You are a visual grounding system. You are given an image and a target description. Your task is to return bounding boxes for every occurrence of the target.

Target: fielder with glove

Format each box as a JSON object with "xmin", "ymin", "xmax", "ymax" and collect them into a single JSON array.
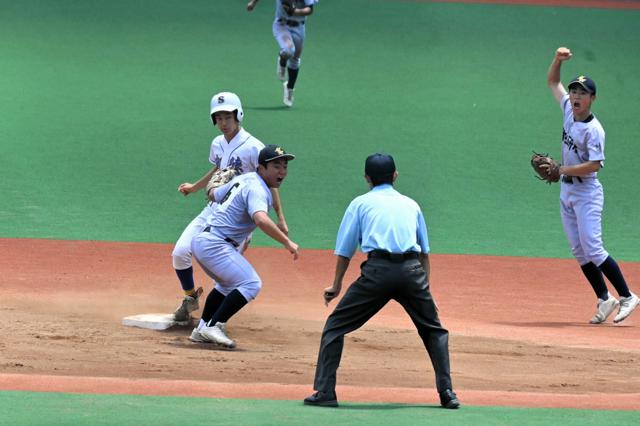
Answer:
[{"xmin": 545, "ymin": 45, "xmax": 639, "ymax": 324}]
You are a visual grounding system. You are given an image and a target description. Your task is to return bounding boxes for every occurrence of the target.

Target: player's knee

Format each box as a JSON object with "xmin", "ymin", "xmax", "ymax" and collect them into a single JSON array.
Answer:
[
  {"xmin": 239, "ymin": 279, "xmax": 262, "ymax": 301},
  {"xmin": 172, "ymin": 247, "xmax": 193, "ymax": 269},
  {"xmin": 288, "ymin": 56, "xmax": 301, "ymax": 70},
  {"xmin": 280, "ymin": 47, "xmax": 294, "ymax": 61},
  {"xmin": 589, "ymin": 251, "xmax": 609, "ymax": 267},
  {"xmin": 572, "ymin": 252, "xmax": 587, "ymax": 265},
  {"xmin": 569, "ymin": 243, "xmax": 585, "ymax": 261}
]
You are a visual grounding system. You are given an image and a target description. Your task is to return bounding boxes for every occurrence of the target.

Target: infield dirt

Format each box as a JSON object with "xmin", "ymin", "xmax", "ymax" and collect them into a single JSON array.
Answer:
[{"xmin": 1, "ymin": 238, "xmax": 639, "ymax": 409}]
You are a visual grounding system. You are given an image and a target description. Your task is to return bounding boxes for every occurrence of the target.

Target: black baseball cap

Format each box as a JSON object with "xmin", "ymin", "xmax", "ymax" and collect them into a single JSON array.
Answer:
[
  {"xmin": 258, "ymin": 144, "xmax": 295, "ymax": 165},
  {"xmin": 568, "ymin": 75, "xmax": 596, "ymax": 95},
  {"xmin": 365, "ymin": 153, "xmax": 396, "ymax": 180}
]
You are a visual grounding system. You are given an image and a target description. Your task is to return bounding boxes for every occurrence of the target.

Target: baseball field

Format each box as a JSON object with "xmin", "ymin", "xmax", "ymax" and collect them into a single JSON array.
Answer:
[{"xmin": 2, "ymin": 0, "xmax": 640, "ymax": 424}]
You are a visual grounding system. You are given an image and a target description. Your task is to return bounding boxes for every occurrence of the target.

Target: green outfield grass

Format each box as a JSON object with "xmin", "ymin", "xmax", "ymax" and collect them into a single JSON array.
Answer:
[
  {"xmin": 1, "ymin": 391, "xmax": 638, "ymax": 426},
  {"xmin": 2, "ymin": 0, "xmax": 639, "ymax": 259}
]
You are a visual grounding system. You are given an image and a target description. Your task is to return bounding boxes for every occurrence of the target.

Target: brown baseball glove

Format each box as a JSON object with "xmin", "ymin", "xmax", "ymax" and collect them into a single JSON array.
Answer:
[
  {"xmin": 206, "ymin": 167, "xmax": 239, "ymax": 199},
  {"xmin": 530, "ymin": 151, "xmax": 561, "ymax": 184}
]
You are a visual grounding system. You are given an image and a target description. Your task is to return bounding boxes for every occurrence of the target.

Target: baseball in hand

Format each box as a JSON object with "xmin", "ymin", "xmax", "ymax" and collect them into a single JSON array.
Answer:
[{"xmin": 556, "ymin": 47, "xmax": 572, "ymax": 61}]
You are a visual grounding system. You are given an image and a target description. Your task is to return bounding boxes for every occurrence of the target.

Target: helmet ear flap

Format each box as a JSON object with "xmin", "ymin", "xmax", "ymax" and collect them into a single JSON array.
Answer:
[{"xmin": 211, "ymin": 109, "xmax": 243, "ymax": 126}]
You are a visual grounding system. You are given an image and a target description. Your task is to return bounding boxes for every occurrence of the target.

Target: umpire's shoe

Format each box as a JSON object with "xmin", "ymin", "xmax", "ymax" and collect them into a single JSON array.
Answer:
[
  {"xmin": 439, "ymin": 389, "xmax": 461, "ymax": 409},
  {"xmin": 173, "ymin": 287, "xmax": 203, "ymax": 323},
  {"xmin": 303, "ymin": 391, "xmax": 338, "ymax": 407}
]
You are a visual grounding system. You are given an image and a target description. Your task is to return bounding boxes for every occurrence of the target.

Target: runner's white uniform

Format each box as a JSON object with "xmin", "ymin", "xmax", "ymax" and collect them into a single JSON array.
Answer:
[
  {"xmin": 272, "ymin": 0, "xmax": 318, "ymax": 70},
  {"xmin": 559, "ymin": 93, "xmax": 607, "ymax": 266},
  {"xmin": 191, "ymin": 172, "xmax": 273, "ymax": 302},
  {"xmin": 172, "ymin": 128, "xmax": 263, "ymax": 269}
]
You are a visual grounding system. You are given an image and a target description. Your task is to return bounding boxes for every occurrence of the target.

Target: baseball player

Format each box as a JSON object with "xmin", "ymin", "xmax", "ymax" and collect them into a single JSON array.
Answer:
[
  {"xmin": 171, "ymin": 92, "xmax": 289, "ymax": 323},
  {"xmin": 189, "ymin": 145, "xmax": 299, "ymax": 348},
  {"xmin": 246, "ymin": 0, "xmax": 319, "ymax": 107},
  {"xmin": 547, "ymin": 47, "xmax": 639, "ymax": 324}
]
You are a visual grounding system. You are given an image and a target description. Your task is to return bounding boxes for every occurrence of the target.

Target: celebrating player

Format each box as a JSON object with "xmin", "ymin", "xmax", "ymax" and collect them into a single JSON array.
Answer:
[
  {"xmin": 170, "ymin": 93, "xmax": 288, "ymax": 324},
  {"xmin": 247, "ymin": 0, "xmax": 318, "ymax": 107},
  {"xmin": 547, "ymin": 47, "xmax": 639, "ymax": 324},
  {"xmin": 189, "ymin": 145, "xmax": 299, "ymax": 348}
]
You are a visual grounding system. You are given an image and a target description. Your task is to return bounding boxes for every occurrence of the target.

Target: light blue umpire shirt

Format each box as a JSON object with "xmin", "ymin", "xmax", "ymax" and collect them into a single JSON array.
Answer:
[{"xmin": 334, "ymin": 184, "xmax": 430, "ymax": 259}]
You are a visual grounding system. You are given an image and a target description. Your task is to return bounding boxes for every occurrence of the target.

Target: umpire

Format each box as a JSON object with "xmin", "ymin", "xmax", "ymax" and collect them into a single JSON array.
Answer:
[{"xmin": 303, "ymin": 153, "xmax": 460, "ymax": 409}]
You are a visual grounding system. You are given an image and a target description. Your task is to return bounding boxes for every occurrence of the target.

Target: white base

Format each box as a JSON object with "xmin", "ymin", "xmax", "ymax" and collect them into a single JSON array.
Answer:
[{"xmin": 122, "ymin": 313, "xmax": 180, "ymax": 330}]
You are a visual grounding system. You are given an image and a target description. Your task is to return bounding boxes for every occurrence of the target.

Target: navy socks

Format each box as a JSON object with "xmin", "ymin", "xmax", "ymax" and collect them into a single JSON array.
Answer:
[
  {"xmin": 598, "ymin": 256, "xmax": 632, "ymax": 299},
  {"xmin": 209, "ymin": 289, "xmax": 248, "ymax": 325},
  {"xmin": 175, "ymin": 267, "xmax": 195, "ymax": 292},
  {"xmin": 287, "ymin": 67, "xmax": 299, "ymax": 89},
  {"xmin": 200, "ymin": 288, "xmax": 226, "ymax": 324}
]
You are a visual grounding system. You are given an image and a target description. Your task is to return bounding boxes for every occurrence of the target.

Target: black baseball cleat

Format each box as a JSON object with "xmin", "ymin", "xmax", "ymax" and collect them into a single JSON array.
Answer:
[
  {"xmin": 439, "ymin": 389, "xmax": 461, "ymax": 409},
  {"xmin": 303, "ymin": 390, "xmax": 339, "ymax": 407}
]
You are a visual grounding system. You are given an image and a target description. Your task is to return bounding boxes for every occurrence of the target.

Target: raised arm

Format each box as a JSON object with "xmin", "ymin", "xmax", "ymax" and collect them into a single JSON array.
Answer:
[{"xmin": 547, "ymin": 47, "xmax": 571, "ymax": 103}]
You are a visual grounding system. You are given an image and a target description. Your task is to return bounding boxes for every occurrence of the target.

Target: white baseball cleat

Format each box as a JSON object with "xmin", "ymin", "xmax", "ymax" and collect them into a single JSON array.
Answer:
[
  {"xmin": 276, "ymin": 56, "xmax": 286, "ymax": 81},
  {"xmin": 200, "ymin": 322, "xmax": 236, "ymax": 348},
  {"xmin": 589, "ymin": 296, "xmax": 619, "ymax": 324},
  {"xmin": 613, "ymin": 293, "xmax": 640, "ymax": 324},
  {"xmin": 189, "ymin": 327, "xmax": 207, "ymax": 343},
  {"xmin": 283, "ymin": 81, "xmax": 294, "ymax": 107}
]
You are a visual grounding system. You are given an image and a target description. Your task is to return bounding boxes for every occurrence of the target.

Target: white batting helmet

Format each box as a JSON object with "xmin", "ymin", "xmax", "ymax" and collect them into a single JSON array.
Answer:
[{"xmin": 210, "ymin": 92, "xmax": 244, "ymax": 125}]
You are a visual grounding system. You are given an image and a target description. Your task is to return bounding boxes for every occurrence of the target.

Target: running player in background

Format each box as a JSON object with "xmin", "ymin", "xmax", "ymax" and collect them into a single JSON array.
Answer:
[
  {"xmin": 547, "ymin": 46, "xmax": 639, "ymax": 324},
  {"xmin": 247, "ymin": 0, "xmax": 319, "ymax": 107}
]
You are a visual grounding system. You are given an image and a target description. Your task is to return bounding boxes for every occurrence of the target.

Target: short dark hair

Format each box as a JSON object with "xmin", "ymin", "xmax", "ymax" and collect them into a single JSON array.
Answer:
[
  {"xmin": 365, "ymin": 153, "xmax": 396, "ymax": 186},
  {"xmin": 369, "ymin": 174, "xmax": 394, "ymax": 186}
]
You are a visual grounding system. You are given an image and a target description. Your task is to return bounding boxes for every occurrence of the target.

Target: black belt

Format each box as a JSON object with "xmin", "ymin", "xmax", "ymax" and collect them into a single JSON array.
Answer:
[
  {"xmin": 278, "ymin": 18, "xmax": 304, "ymax": 27},
  {"xmin": 368, "ymin": 250, "xmax": 419, "ymax": 262},
  {"xmin": 561, "ymin": 175, "xmax": 583, "ymax": 184},
  {"xmin": 203, "ymin": 226, "xmax": 239, "ymax": 247}
]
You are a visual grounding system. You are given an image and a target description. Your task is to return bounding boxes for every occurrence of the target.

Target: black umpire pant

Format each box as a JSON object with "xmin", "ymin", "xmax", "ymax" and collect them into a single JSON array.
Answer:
[{"xmin": 313, "ymin": 253, "xmax": 453, "ymax": 393}]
